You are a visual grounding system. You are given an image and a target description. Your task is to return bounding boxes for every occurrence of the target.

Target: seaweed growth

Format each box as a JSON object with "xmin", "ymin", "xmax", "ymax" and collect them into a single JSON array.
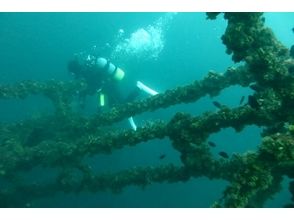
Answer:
[{"xmin": 1, "ymin": 13, "xmax": 294, "ymax": 207}]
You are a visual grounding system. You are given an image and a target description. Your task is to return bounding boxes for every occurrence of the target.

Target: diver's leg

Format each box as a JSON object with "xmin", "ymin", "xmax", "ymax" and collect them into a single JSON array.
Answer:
[
  {"xmin": 104, "ymin": 82, "xmax": 124, "ymax": 107},
  {"xmin": 125, "ymin": 86, "xmax": 141, "ymax": 103},
  {"xmin": 105, "ymin": 82, "xmax": 139, "ymax": 130}
]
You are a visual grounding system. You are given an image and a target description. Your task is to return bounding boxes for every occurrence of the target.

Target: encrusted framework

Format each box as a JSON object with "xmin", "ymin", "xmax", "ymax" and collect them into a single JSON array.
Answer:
[{"xmin": 0, "ymin": 13, "xmax": 294, "ymax": 207}]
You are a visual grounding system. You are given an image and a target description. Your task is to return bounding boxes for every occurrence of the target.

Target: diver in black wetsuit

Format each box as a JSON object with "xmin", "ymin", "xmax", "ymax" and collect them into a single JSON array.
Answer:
[
  {"xmin": 67, "ymin": 54, "xmax": 159, "ymax": 130},
  {"xmin": 68, "ymin": 55, "xmax": 126, "ymax": 109}
]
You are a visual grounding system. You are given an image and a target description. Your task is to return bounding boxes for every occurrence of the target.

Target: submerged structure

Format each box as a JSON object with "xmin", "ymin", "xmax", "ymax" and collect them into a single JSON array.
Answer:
[{"xmin": 1, "ymin": 13, "xmax": 294, "ymax": 207}]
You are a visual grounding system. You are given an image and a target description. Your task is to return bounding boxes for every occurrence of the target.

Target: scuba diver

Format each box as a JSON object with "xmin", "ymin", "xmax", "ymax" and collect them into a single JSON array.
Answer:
[{"xmin": 67, "ymin": 53, "xmax": 159, "ymax": 130}]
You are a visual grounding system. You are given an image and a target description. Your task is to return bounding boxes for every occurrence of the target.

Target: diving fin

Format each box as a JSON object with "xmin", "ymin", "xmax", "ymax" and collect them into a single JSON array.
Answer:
[
  {"xmin": 136, "ymin": 81, "xmax": 158, "ymax": 96},
  {"xmin": 128, "ymin": 117, "xmax": 137, "ymax": 131}
]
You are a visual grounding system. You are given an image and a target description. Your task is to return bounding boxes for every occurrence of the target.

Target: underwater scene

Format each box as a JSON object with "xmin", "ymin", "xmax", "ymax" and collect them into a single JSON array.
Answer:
[{"xmin": 0, "ymin": 12, "xmax": 294, "ymax": 208}]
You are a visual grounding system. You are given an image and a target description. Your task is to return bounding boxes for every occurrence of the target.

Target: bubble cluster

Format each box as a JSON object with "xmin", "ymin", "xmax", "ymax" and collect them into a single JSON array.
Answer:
[{"xmin": 111, "ymin": 13, "xmax": 177, "ymax": 62}]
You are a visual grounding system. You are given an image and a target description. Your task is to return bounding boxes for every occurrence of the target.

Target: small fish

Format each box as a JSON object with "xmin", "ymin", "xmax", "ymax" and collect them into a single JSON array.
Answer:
[
  {"xmin": 208, "ymin": 141, "xmax": 216, "ymax": 147},
  {"xmin": 218, "ymin": 151, "xmax": 229, "ymax": 159},
  {"xmin": 292, "ymin": 27, "xmax": 294, "ymax": 33},
  {"xmin": 249, "ymin": 83, "xmax": 262, "ymax": 92},
  {"xmin": 159, "ymin": 154, "xmax": 166, "ymax": 160},
  {"xmin": 248, "ymin": 95, "xmax": 260, "ymax": 110},
  {"xmin": 239, "ymin": 96, "xmax": 245, "ymax": 105},
  {"xmin": 212, "ymin": 101, "xmax": 222, "ymax": 109}
]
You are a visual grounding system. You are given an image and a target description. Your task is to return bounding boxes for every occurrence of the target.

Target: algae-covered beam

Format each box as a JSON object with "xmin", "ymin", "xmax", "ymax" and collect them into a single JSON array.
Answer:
[
  {"xmin": 0, "ymin": 164, "xmax": 189, "ymax": 207},
  {"xmin": 88, "ymin": 65, "xmax": 253, "ymax": 128},
  {"xmin": 2, "ymin": 129, "xmax": 294, "ymax": 208},
  {"xmin": 215, "ymin": 13, "xmax": 291, "ymax": 88},
  {"xmin": 0, "ymin": 80, "xmax": 87, "ymax": 100},
  {"xmin": 1, "ymin": 12, "xmax": 294, "ymax": 208},
  {"xmin": 0, "ymin": 79, "xmax": 87, "ymax": 115},
  {"xmin": 217, "ymin": 130, "xmax": 294, "ymax": 207},
  {"xmin": 1, "ymin": 65, "xmax": 252, "ymax": 120},
  {"xmin": 0, "ymin": 103, "xmax": 273, "ymax": 177}
]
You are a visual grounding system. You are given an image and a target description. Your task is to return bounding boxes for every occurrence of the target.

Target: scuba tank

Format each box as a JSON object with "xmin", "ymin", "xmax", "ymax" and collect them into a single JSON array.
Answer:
[
  {"xmin": 96, "ymin": 57, "xmax": 125, "ymax": 108},
  {"xmin": 96, "ymin": 57, "xmax": 125, "ymax": 81}
]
